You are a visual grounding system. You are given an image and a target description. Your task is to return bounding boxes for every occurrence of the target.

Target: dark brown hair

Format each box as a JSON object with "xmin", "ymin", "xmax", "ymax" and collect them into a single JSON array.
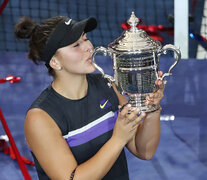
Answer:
[{"xmin": 14, "ymin": 16, "xmax": 65, "ymax": 76}]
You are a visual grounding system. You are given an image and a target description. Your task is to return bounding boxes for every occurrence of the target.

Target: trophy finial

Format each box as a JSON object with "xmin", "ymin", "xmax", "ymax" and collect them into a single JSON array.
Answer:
[{"xmin": 127, "ymin": 12, "xmax": 139, "ymax": 31}]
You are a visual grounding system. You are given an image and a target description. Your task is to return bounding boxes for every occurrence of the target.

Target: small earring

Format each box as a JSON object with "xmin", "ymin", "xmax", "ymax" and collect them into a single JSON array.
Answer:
[{"xmin": 58, "ymin": 67, "xmax": 62, "ymax": 70}]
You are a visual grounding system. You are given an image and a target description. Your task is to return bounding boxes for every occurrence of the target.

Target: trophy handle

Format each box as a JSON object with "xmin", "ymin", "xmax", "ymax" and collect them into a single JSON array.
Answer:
[
  {"xmin": 91, "ymin": 46, "xmax": 115, "ymax": 87},
  {"xmin": 157, "ymin": 44, "xmax": 181, "ymax": 83}
]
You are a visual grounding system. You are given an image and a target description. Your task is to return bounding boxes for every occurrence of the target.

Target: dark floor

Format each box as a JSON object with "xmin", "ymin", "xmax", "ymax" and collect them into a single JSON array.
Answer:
[{"xmin": 0, "ymin": 52, "xmax": 207, "ymax": 180}]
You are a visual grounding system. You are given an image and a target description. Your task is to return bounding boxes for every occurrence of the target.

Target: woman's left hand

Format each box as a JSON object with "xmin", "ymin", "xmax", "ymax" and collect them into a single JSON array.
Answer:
[{"xmin": 145, "ymin": 71, "xmax": 165, "ymax": 106}]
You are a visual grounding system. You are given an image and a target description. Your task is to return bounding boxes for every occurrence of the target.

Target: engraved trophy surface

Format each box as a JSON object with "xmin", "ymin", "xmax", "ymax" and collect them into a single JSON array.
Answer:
[{"xmin": 92, "ymin": 12, "xmax": 181, "ymax": 112}]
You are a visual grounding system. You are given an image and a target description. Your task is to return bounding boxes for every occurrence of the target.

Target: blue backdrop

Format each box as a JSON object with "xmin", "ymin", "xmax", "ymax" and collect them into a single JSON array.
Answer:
[{"xmin": 0, "ymin": 52, "xmax": 207, "ymax": 180}]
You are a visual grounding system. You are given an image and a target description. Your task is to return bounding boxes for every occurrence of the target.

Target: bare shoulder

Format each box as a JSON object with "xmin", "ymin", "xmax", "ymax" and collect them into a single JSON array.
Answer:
[
  {"xmin": 26, "ymin": 108, "xmax": 53, "ymax": 122},
  {"xmin": 24, "ymin": 107, "xmax": 63, "ymax": 153},
  {"xmin": 25, "ymin": 108, "xmax": 59, "ymax": 130},
  {"xmin": 25, "ymin": 108, "xmax": 61, "ymax": 147},
  {"xmin": 25, "ymin": 108, "xmax": 77, "ymax": 179}
]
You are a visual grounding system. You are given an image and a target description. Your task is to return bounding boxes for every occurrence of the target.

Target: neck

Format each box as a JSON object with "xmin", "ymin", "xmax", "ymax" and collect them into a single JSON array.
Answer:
[{"xmin": 52, "ymin": 73, "xmax": 88, "ymax": 100}]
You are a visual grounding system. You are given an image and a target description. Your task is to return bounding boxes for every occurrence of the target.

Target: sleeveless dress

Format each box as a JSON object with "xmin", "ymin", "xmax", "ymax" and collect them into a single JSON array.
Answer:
[{"xmin": 29, "ymin": 74, "xmax": 129, "ymax": 180}]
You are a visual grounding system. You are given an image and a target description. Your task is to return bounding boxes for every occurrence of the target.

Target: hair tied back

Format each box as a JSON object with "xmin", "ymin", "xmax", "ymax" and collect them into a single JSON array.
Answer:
[
  {"xmin": 14, "ymin": 16, "xmax": 37, "ymax": 39},
  {"xmin": 32, "ymin": 24, "xmax": 39, "ymax": 33}
]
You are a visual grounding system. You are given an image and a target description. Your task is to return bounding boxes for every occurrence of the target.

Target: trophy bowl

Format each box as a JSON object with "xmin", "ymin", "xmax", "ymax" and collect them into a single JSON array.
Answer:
[{"xmin": 92, "ymin": 12, "xmax": 181, "ymax": 113}]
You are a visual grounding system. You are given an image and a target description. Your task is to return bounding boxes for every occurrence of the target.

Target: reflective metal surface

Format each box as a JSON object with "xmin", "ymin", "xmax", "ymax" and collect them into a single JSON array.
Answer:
[
  {"xmin": 108, "ymin": 12, "xmax": 162, "ymax": 53},
  {"xmin": 91, "ymin": 12, "xmax": 181, "ymax": 112}
]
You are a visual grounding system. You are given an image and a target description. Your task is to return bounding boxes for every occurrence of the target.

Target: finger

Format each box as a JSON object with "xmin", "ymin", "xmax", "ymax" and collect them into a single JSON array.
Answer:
[
  {"xmin": 118, "ymin": 102, "xmax": 128, "ymax": 112},
  {"xmin": 146, "ymin": 93, "xmax": 154, "ymax": 100},
  {"xmin": 158, "ymin": 82, "xmax": 165, "ymax": 89},
  {"xmin": 153, "ymin": 91, "xmax": 160, "ymax": 98},
  {"xmin": 136, "ymin": 112, "xmax": 146, "ymax": 122},
  {"xmin": 155, "ymin": 79, "xmax": 162, "ymax": 86},
  {"xmin": 146, "ymin": 97, "xmax": 151, "ymax": 103},
  {"xmin": 145, "ymin": 94, "xmax": 155, "ymax": 105},
  {"xmin": 145, "ymin": 99, "xmax": 151, "ymax": 105},
  {"xmin": 155, "ymin": 79, "xmax": 160, "ymax": 86},
  {"xmin": 155, "ymin": 79, "xmax": 165, "ymax": 90},
  {"xmin": 158, "ymin": 80, "xmax": 162, "ymax": 86},
  {"xmin": 153, "ymin": 91, "xmax": 164, "ymax": 100},
  {"xmin": 119, "ymin": 104, "xmax": 132, "ymax": 118},
  {"xmin": 126, "ymin": 108, "xmax": 140, "ymax": 122},
  {"xmin": 130, "ymin": 112, "xmax": 146, "ymax": 128},
  {"xmin": 145, "ymin": 99, "xmax": 154, "ymax": 105},
  {"xmin": 153, "ymin": 93, "xmax": 164, "ymax": 105},
  {"xmin": 157, "ymin": 85, "xmax": 165, "ymax": 93},
  {"xmin": 146, "ymin": 95, "xmax": 151, "ymax": 101},
  {"xmin": 130, "ymin": 124, "xmax": 139, "ymax": 132},
  {"xmin": 149, "ymin": 93, "xmax": 154, "ymax": 98},
  {"xmin": 158, "ymin": 71, "xmax": 163, "ymax": 77},
  {"xmin": 134, "ymin": 112, "xmax": 146, "ymax": 122}
]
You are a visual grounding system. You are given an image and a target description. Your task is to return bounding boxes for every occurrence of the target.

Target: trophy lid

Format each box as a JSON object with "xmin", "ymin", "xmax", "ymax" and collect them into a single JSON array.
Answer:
[{"xmin": 108, "ymin": 12, "xmax": 162, "ymax": 54}]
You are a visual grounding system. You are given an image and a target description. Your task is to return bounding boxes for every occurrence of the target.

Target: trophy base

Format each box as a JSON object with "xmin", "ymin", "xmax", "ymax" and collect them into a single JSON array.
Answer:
[{"xmin": 128, "ymin": 93, "xmax": 160, "ymax": 113}]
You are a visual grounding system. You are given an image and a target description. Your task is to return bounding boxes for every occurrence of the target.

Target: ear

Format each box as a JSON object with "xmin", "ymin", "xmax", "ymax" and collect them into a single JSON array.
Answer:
[{"xmin": 49, "ymin": 57, "xmax": 62, "ymax": 70}]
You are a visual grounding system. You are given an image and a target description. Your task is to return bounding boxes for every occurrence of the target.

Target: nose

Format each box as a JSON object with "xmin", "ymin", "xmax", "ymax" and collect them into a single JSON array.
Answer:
[
  {"xmin": 85, "ymin": 40, "xmax": 93, "ymax": 53},
  {"xmin": 87, "ymin": 48, "xmax": 94, "ymax": 54},
  {"xmin": 89, "ymin": 49, "xmax": 94, "ymax": 53}
]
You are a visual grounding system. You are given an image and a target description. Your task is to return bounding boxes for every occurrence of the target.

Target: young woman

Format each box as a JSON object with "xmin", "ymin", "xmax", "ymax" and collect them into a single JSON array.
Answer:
[{"xmin": 14, "ymin": 16, "xmax": 164, "ymax": 180}]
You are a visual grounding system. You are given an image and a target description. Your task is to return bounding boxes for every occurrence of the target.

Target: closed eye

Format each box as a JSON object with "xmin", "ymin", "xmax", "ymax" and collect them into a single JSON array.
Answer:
[
  {"xmin": 73, "ymin": 38, "xmax": 89, "ymax": 47},
  {"xmin": 73, "ymin": 43, "xmax": 79, "ymax": 47}
]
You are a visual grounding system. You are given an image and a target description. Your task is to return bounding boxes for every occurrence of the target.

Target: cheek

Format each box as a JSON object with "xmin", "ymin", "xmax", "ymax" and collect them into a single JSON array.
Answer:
[{"xmin": 62, "ymin": 50, "xmax": 83, "ymax": 65}]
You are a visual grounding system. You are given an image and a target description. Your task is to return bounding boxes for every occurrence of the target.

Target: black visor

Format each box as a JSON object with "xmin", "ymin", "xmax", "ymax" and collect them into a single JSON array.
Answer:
[{"xmin": 41, "ymin": 17, "xmax": 97, "ymax": 68}]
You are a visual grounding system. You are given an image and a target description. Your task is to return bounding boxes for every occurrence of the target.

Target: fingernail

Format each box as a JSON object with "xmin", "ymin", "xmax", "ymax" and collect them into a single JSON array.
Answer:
[
  {"xmin": 136, "ymin": 119, "xmax": 141, "ymax": 123},
  {"xmin": 136, "ymin": 108, "xmax": 140, "ymax": 112},
  {"xmin": 131, "ymin": 107, "xmax": 136, "ymax": 111},
  {"xmin": 127, "ymin": 104, "xmax": 131, "ymax": 107}
]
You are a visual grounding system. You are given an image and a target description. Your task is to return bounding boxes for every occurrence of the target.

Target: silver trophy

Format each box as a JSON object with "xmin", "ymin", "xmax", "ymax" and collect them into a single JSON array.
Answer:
[{"xmin": 92, "ymin": 12, "xmax": 181, "ymax": 112}]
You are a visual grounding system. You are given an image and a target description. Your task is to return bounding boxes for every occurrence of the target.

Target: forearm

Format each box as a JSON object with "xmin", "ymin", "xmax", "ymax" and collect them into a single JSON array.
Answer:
[
  {"xmin": 135, "ymin": 110, "xmax": 161, "ymax": 160},
  {"xmin": 74, "ymin": 137, "xmax": 125, "ymax": 180}
]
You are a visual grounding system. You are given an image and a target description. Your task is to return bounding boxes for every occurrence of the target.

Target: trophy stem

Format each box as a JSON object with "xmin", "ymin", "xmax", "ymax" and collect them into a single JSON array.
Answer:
[{"xmin": 128, "ymin": 93, "xmax": 159, "ymax": 113}]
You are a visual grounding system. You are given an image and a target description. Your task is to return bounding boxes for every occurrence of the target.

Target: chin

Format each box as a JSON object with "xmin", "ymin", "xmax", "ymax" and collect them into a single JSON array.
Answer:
[
  {"xmin": 80, "ymin": 63, "xmax": 96, "ymax": 74},
  {"xmin": 88, "ymin": 67, "xmax": 96, "ymax": 74},
  {"xmin": 87, "ymin": 64, "xmax": 96, "ymax": 73}
]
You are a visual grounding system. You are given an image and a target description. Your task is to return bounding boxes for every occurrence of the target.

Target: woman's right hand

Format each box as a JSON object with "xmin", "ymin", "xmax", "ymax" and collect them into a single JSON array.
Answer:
[{"xmin": 112, "ymin": 104, "xmax": 146, "ymax": 146}]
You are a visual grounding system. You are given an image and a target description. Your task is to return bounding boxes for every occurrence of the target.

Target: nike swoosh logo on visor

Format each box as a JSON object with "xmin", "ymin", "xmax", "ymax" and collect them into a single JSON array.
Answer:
[{"xmin": 65, "ymin": 19, "xmax": 72, "ymax": 25}]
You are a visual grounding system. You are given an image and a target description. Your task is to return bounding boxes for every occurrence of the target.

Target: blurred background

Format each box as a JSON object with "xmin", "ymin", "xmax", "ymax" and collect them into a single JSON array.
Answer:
[
  {"xmin": 0, "ymin": 0, "xmax": 207, "ymax": 180},
  {"xmin": 0, "ymin": 0, "xmax": 206, "ymax": 58}
]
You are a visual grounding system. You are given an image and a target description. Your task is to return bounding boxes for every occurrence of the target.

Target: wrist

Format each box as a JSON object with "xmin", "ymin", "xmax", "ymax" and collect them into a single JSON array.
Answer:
[
  {"xmin": 110, "ymin": 135, "xmax": 126, "ymax": 148},
  {"xmin": 155, "ymin": 105, "xmax": 162, "ymax": 112},
  {"xmin": 145, "ymin": 105, "xmax": 162, "ymax": 118},
  {"xmin": 149, "ymin": 105, "xmax": 162, "ymax": 113}
]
